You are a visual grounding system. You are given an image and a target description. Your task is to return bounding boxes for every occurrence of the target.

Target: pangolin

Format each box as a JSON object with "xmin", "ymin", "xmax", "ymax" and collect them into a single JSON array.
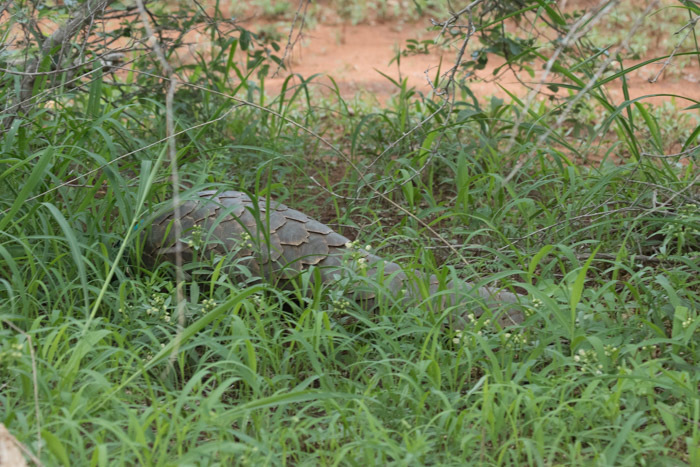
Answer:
[{"xmin": 143, "ymin": 190, "xmax": 525, "ymax": 327}]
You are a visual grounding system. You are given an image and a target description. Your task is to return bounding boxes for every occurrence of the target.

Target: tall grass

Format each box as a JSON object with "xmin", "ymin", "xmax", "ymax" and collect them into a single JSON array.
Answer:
[{"xmin": 1, "ymin": 1, "xmax": 699, "ymax": 465}]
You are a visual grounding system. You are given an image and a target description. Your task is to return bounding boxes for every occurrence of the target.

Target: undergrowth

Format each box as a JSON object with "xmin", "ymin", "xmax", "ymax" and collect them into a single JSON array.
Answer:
[{"xmin": 0, "ymin": 1, "xmax": 699, "ymax": 465}]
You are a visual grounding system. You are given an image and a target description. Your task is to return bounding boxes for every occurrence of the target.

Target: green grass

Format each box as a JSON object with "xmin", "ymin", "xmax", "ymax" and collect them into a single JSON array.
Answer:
[{"xmin": 1, "ymin": 1, "xmax": 699, "ymax": 465}]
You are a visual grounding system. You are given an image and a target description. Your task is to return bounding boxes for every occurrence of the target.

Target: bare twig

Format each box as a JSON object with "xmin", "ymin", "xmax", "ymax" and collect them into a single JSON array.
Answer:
[
  {"xmin": 502, "ymin": 0, "xmax": 622, "ymax": 184},
  {"xmin": 4, "ymin": 0, "xmax": 696, "ymax": 284},
  {"xmin": 504, "ymin": 0, "xmax": 660, "ymax": 184},
  {"xmin": 16, "ymin": 0, "xmax": 117, "ymax": 115},
  {"xmin": 0, "ymin": 49, "xmax": 128, "ymax": 77},
  {"xmin": 6, "ymin": 62, "xmax": 476, "ymax": 270},
  {"xmin": 135, "ymin": 0, "xmax": 187, "ymax": 372},
  {"xmin": 649, "ymin": 15, "xmax": 699, "ymax": 83},
  {"xmin": 273, "ymin": 0, "xmax": 311, "ymax": 77},
  {"xmin": 361, "ymin": 1, "xmax": 484, "ymax": 200},
  {"xmin": 0, "ymin": 53, "xmax": 141, "ymax": 124},
  {"xmin": 641, "ymin": 144, "xmax": 700, "ymax": 159},
  {"xmin": 627, "ymin": 179, "xmax": 699, "ymax": 205}
]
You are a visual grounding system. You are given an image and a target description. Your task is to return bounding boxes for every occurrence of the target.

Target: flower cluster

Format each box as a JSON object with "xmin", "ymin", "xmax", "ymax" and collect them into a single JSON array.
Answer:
[
  {"xmin": 502, "ymin": 331, "xmax": 528, "ymax": 348},
  {"xmin": 250, "ymin": 292, "xmax": 264, "ymax": 307},
  {"xmin": 345, "ymin": 240, "xmax": 372, "ymax": 252},
  {"xmin": 332, "ymin": 298, "xmax": 352, "ymax": 313},
  {"xmin": 144, "ymin": 345, "xmax": 164, "ymax": 362},
  {"xmin": 465, "ymin": 313, "xmax": 491, "ymax": 328},
  {"xmin": 681, "ymin": 314, "xmax": 694, "ymax": 329},
  {"xmin": 146, "ymin": 293, "xmax": 167, "ymax": 316},
  {"xmin": 344, "ymin": 241, "xmax": 372, "ymax": 271},
  {"xmin": 145, "ymin": 293, "xmax": 172, "ymax": 323},
  {"xmin": 239, "ymin": 232, "xmax": 254, "ymax": 250},
  {"xmin": 0, "ymin": 341, "xmax": 24, "ymax": 364},
  {"xmin": 451, "ymin": 314, "xmax": 492, "ymax": 342},
  {"xmin": 202, "ymin": 298, "xmax": 217, "ymax": 313},
  {"xmin": 573, "ymin": 348, "xmax": 604, "ymax": 375},
  {"xmin": 185, "ymin": 224, "xmax": 204, "ymax": 249},
  {"xmin": 603, "ymin": 344, "xmax": 619, "ymax": 357},
  {"xmin": 451, "ymin": 322, "xmax": 488, "ymax": 344},
  {"xmin": 573, "ymin": 345, "xmax": 620, "ymax": 375},
  {"xmin": 525, "ymin": 297, "xmax": 543, "ymax": 317}
]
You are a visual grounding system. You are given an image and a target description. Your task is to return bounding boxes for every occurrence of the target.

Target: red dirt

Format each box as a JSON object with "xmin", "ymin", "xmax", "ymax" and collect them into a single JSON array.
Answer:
[
  {"xmin": 265, "ymin": 22, "xmax": 441, "ymax": 102},
  {"xmin": 254, "ymin": 18, "xmax": 700, "ymax": 108}
]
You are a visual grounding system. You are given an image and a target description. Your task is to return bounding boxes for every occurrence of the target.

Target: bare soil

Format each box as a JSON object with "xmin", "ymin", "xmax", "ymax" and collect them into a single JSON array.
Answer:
[{"xmin": 257, "ymin": 20, "xmax": 700, "ymax": 107}]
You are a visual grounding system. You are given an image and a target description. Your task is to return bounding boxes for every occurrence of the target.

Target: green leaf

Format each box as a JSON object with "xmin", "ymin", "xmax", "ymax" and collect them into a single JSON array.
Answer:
[
  {"xmin": 245, "ymin": 339, "xmax": 257, "ymax": 373},
  {"xmin": 603, "ymin": 412, "xmax": 643, "ymax": 464},
  {"xmin": 43, "ymin": 202, "xmax": 89, "ymax": 310},
  {"xmin": 0, "ymin": 148, "xmax": 52, "ymax": 231},
  {"xmin": 570, "ymin": 245, "xmax": 601, "ymax": 332},
  {"xmin": 672, "ymin": 306, "xmax": 689, "ymax": 339},
  {"xmin": 43, "ymin": 429, "xmax": 71, "ymax": 466},
  {"xmin": 86, "ymin": 67, "xmax": 103, "ymax": 118},
  {"xmin": 418, "ymin": 130, "xmax": 437, "ymax": 167},
  {"xmin": 89, "ymin": 285, "xmax": 265, "ymax": 411},
  {"xmin": 528, "ymin": 245, "xmax": 554, "ymax": 279}
]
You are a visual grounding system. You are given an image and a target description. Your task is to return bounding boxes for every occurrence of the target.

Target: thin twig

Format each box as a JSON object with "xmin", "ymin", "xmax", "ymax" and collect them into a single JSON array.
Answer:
[
  {"xmin": 0, "ymin": 49, "xmax": 129, "ymax": 76},
  {"xmin": 17, "ymin": 0, "xmax": 117, "ymax": 114},
  {"xmin": 502, "ymin": 0, "xmax": 621, "ymax": 184},
  {"xmin": 362, "ymin": 1, "xmax": 484, "ymax": 199},
  {"xmin": 272, "ymin": 0, "xmax": 311, "ymax": 78},
  {"xmin": 641, "ymin": 144, "xmax": 700, "ymax": 159},
  {"xmin": 507, "ymin": 171, "xmax": 700, "ymax": 247},
  {"xmin": 649, "ymin": 15, "xmax": 699, "ymax": 83},
  {"xmin": 504, "ymin": 0, "xmax": 660, "ymax": 184},
  {"xmin": 136, "ymin": 0, "xmax": 187, "ymax": 374}
]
